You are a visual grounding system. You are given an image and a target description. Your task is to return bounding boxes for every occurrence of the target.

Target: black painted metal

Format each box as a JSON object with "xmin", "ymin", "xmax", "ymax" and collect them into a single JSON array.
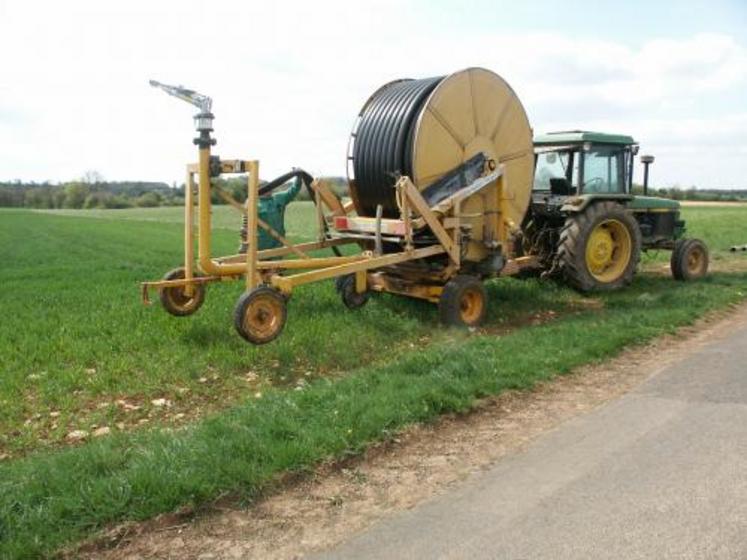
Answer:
[
  {"xmin": 351, "ymin": 76, "xmax": 443, "ymax": 217},
  {"xmin": 420, "ymin": 153, "xmax": 486, "ymax": 208}
]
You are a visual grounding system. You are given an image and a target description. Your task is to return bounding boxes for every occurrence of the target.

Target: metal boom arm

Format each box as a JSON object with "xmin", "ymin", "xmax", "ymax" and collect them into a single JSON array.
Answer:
[{"xmin": 149, "ymin": 79, "xmax": 212, "ymax": 113}]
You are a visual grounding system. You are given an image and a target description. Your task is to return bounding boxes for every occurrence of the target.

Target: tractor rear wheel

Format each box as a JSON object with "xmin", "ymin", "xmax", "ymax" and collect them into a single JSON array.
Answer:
[
  {"xmin": 438, "ymin": 275, "xmax": 487, "ymax": 328},
  {"xmin": 159, "ymin": 268, "xmax": 206, "ymax": 317},
  {"xmin": 671, "ymin": 238, "xmax": 709, "ymax": 281},
  {"xmin": 557, "ymin": 201, "xmax": 641, "ymax": 293},
  {"xmin": 233, "ymin": 286, "xmax": 287, "ymax": 344}
]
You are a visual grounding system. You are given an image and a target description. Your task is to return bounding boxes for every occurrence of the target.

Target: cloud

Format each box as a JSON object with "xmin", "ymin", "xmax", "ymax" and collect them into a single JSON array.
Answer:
[{"xmin": 0, "ymin": 1, "xmax": 745, "ymax": 188}]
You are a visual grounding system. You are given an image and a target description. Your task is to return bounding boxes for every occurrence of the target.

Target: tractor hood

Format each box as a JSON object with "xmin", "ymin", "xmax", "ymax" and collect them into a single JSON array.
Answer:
[{"xmin": 628, "ymin": 196, "xmax": 681, "ymax": 211}]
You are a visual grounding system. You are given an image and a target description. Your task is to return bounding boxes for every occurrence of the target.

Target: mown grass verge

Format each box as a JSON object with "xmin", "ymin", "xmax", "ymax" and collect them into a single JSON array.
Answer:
[{"xmin": 1, "ymin": 271, "xmax": 746, "ymax": 558}]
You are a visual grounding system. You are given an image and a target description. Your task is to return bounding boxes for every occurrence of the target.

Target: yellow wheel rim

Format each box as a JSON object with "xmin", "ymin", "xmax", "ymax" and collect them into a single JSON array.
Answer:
[
  {"xmin": 243, "ymin": 295, "xmax": 283, "ymax": 340},
  {"xmin": 460, "ymin": 288, "xmax": 484, "ymax": 325},
  {"xmin": 585, "ymin": 219, "xmax": 632, "ymax": 283},
  {"xmin": 687, "ymin": 246, "xmax": 706, "ymax": 275}
]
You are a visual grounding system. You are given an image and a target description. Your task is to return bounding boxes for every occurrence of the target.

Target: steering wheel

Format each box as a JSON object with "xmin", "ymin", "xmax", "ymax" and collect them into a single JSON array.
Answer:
[{"xmin": 583, "ymin": 177, "xmax": 604, "ymax": 192}]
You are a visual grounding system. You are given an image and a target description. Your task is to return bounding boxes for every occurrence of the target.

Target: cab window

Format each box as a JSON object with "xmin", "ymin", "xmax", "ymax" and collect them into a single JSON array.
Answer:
[
  {"xmin": 582, "ymin": 146, "xmax": 625, "ymax": 193},
  {"xmin": 534, "ymin": 151, "xmax": 570, "ymax": 190}
]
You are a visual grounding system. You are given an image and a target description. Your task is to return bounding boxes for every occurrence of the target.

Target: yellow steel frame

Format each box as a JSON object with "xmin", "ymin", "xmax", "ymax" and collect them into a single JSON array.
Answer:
[{"xmin": 141, "ymin": 142, "xmax": 540, "ymax": 309}]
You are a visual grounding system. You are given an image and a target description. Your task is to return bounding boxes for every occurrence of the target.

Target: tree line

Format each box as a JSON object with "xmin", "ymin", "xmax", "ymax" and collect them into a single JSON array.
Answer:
[
  {"xmin": 631, "ymin": 184, "xmax": 747, "ymax": 201},
  {"xmin": 0, "ymin": 174, "xmax": 351, "ymax": 209},
  {"xmin": 0, "ymin": 179, "xmax": 176, "ymax": 209},
  {"xmin": 4, "ymin": 175, "xmax": 741, "ymax": 210}
]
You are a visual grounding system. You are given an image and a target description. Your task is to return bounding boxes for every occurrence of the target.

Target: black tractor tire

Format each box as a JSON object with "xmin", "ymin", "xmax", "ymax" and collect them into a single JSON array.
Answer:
[
  {"xmin": 671, "ymin": 238, "xmax": 709, "ymax": 281},
  {"xmin": 438, "ymin": 275, "xmax": 487, "ymax": 328},
  {"xmin": 159, "ymin": 267, "xmax": 206, "ymax": 317},
  {"xmin": 233, "ymin": 286, "xmax": 287, "ymax": 345},
  {"xmin": 336, "ymin": 274, "xmax": 370, "ymax": 310},
  {"xmin": 557, "ymin": 201, "xmax": 642, "ymax": 293}
]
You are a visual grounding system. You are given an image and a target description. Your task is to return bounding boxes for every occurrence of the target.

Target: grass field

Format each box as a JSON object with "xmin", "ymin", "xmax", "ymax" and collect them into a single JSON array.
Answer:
[
  {"xmin": 34, "ymin": 203, "xmax": 316, "ymax": 238},
  {"xmin": 1, "ymin": 203, "xmax": 747, "ymax": 557},
  {"xmin": 1, "ymin": 203, "xmax": 603, "ymax": 459}
]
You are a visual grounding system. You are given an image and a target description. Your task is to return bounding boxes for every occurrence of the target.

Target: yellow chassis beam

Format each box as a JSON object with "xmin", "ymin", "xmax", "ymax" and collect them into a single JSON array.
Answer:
[{"xmin": 142, "ymin": 139, "xmax": 523, "ymax": 312}]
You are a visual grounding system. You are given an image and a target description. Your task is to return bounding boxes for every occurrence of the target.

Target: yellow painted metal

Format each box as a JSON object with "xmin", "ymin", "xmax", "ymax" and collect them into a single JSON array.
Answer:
[
  {"xmin": 240, "ymin": 291, "xmax": 285, "ymax": 341},
  {"xmin": 184, "ymin": 171, "xmax": 195, "ymax": 297},
  {"xmin": 258, "ymin": 255, "xmax": 365, "ymax": 270},
  {"xmin": 410, "ymin": 68, "xmax": 533, "ymax": 240},
  {"xmin": 367, "ymin": 273, "xmax": 444, "ymax": 303},
  {"xmin": 585, "ymin": 219, "xmax": 632, "ymax": 282},
  {"xmin": 245, "ymin": 160, "xmax": 260, "ymax": 289},
  {"xmin": 459, "ymin": 286, "xmax": 484, "ymax": 324},
  {"xmin": 499, "ymin": 255, "xmax": 541, "ymax": 277},
  {"xmin": 312, "ymin": 179, "xmax": 346, "ymax": 216},
  {"xmin": 270, "ymin": 245, "xmax": 446, "ymax": 293},
  {"xmin": 196, "ymin": 146, "xmax": 217, "ymax": 276},
  {"xmin": 213, "ymin": 240, "xmax": 356, "ymax": 265},
  {"xmin": 314, "ymin": 186, "xmax": 326, "ymax": 243},
  {"xmin": 256, "ymin": 238, "xmax": 353, "ymax": 260},
  {"xmin": 399, "ymin": 177, "xmax": 459, "ymax": 265},
  {"xmin": 687, "ymin": 245, "xmax": 707, "ymax": 276},
  {"xmin": 355, "ymin": 270, "xmax": 367, "ymax": 293},
  {"xmin": 141, "ymin": 274, "xmax": 220, "ymax": 305}
]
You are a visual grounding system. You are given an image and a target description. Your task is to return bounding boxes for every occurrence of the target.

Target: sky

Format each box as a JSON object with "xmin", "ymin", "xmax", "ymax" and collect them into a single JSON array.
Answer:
[{"xmin": 0, "ymin": 0, "xmax": 746, "ymax": 189}]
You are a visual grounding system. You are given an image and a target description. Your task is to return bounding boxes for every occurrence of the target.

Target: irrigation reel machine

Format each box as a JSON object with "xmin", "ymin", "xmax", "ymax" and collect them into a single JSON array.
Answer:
[{"xmin": 142, "ymin": 68, "xmax": 707, "ymax": 344}]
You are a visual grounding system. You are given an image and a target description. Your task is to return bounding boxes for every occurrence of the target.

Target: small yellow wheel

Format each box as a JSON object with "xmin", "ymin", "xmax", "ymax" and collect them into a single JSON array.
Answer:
[
  {"xmin": 233, "ymin": 286, "xmax": 287, "ymax": 345},
  {"xmin": 671, "ymin": 239, "xmax": 709, "ymax": 281},
  {"xmin": 439, "ymin": 275, "xmax": 487, "ymax": 328},
  {"xmin": 159, "ymin": 268, "xmax": 205, "ymax": 317},
  {"xmin": 336, "ymin": 274, "xmax": 370, "ymax": 310}
]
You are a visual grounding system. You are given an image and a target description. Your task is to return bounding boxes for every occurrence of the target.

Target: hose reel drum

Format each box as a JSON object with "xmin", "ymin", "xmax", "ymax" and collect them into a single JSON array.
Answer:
[{"xmin": 347, "ymin": 67, "xmax": 534, "ymax": 260}]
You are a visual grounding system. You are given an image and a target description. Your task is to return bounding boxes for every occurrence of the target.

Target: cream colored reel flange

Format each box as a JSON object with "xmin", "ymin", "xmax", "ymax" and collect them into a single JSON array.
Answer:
[{"xmin": 410, "ymin": 67, "xmax": 534, "ymax": 230}]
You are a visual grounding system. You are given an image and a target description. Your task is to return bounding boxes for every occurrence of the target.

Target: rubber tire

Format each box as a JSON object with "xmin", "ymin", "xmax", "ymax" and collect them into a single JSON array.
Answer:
[
  {"xmin": 671, "ymin": 238, "xmax": 709, "ymax": 281},
  {"xmin": 233, "ymin": 286, "xmax": 287, "ymax": 345},
  {"xmin": 557, "ymin": 201, "xmax": 642, "ymax": 293},
  {"xmin": 159, "ymin": 267, "xmax": 205, "ymax": 317},
  {"xmin": 336, "ymin": 274, "xmax": 370, "ymax": 310},
  {"xmin": 438, "ymin": 275, "xmax": 488, "ymax": 328}
]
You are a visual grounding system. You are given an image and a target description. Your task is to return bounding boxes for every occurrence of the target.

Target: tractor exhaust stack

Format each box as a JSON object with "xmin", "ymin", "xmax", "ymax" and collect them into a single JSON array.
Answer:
[{"xmin": 641, "ymin": 154, "xmax": 655, "ymax": 195}]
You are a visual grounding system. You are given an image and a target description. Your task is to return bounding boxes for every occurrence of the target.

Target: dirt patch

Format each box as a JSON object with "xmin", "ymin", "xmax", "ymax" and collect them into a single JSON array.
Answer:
[{"xmin": 75, "ymin": 302, "xmax": 747, "ymax": 560}]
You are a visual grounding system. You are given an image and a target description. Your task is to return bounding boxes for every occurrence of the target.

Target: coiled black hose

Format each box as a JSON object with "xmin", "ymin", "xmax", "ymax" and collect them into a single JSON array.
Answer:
[
  {"xmin": 258, "ymin": 168, "xmax": 314, "ymax": 196},
  {"xmin": 351, "ymin": 76, "xmax": 443, "ymax": 218}
]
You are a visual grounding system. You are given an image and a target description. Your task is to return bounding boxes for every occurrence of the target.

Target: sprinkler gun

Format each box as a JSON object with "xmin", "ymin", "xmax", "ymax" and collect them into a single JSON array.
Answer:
[{"xmin": 149, "ymin": 80, "xmax": 215, "ymax": 147}]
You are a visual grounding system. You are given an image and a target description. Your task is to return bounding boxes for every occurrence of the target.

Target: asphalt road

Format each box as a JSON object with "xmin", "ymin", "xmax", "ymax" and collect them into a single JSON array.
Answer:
[{"xmin": 315, "ymin": 317, "xmax": 747, "ymax": 560}]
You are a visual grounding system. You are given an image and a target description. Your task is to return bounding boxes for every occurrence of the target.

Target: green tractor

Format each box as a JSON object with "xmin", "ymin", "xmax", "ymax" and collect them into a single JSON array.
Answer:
[{"xmin": 523, "ymin": 131, "xmax": 708, "ymax": 292}]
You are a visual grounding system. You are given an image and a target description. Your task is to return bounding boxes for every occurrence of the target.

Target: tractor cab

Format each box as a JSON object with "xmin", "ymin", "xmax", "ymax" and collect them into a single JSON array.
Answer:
[
  {"xmin": 533, "ymin": 131, "xmax": 636, "ymax": 198},
  {"xmin": 530, "ymin": 130, "xmax": 684, "ymax": 248}
]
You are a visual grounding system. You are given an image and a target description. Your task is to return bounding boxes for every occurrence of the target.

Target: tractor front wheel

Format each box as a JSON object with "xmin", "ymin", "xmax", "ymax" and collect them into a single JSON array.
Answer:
[
  {"xmin": 671, "ymin": 239, "xmax": 709, "ymax": 281},
  {"xmin": 159, "ymin": 268, "xmax": 206, "ymax": 317},
  {"xmin": 557, "ymin": 202, "xmax": 641, "ymax": 293},
  {"xmin": 233, "ymin": 286, "xmax": 287, "ymax": 344},
  {"xmin": 439, "ymin": 275, "xmax": 487, "ymax": 328}
]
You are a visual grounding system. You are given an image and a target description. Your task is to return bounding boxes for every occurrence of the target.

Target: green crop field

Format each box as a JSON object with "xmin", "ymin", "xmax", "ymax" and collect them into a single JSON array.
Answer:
[{"xmin": 1, "ymin": 203, "xmax": 747, "ymax": 557}]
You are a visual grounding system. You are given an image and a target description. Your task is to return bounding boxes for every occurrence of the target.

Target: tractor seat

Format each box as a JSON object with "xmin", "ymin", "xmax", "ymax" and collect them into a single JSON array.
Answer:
[{"xmin": 550, "ymin": 177, "xmax": 575, "ymax": 196}]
